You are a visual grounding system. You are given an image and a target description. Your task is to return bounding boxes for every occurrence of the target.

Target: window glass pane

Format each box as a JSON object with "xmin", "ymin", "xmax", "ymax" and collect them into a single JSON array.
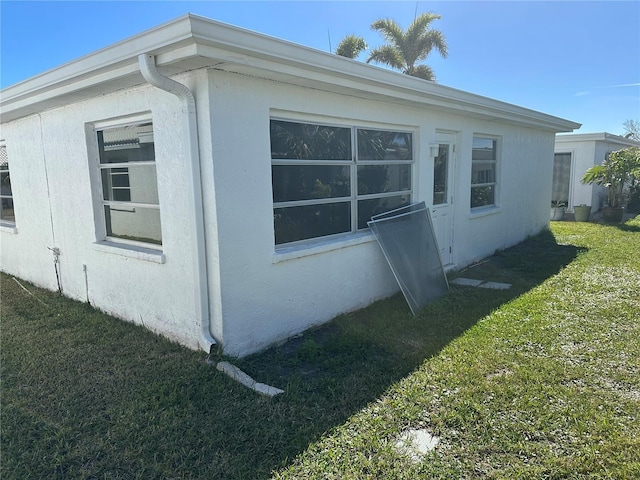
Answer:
[
  {"xmin": 433, "ymin": 144, "xmax": 448, "ymax": 205},
  {"xmin": 101, "ymin": 165, "xmax": 158, "ymax": 204},
  {"xmin": 1, "ymin": 198, "xmax": 15, "ymax": 222},
  {"xmin": 110, "ymin": 168, "xmax": 131, "ymax": 187},
  {"xmin": 112, "ymin": 189, "xmax": 131, "ymax": 202},
  {"xmin": 98, "ymin": 123, "xmax": 155, "ymax": 164},
  {"xmin": 357, "ymin": 164, "xmax": 410, "ymax": 195},
  {"xmin": 471, "ymin": 163, "xmax": 495, "ymax": 184},
  {"xmin": 471, "ymin": 186, "xmax": 495, "ymax": 208},
  {"xmin": 472, "ymin": 137, "xmax": 496, "ymax": 161},
  {"xmin": 1, "ymin": 171, "xmax": 12, "ymax": 196},
  {"xmin": 358, "ymin": 194, "xmax": 410, "ymax": 229},
  {"xmin": 358, "ymin": 130, "xmax": 412, "ymax": 161},
  {"xmin": 274, "ymin": 202, "xmax": 350, "ymax": 244},
  {"xmin": 272, "ymin": 165, "xmax": 350, "ymax": 202},
  {"xmin": 270, "ymin": 120, "xmax": 351, "ymax": 160},
  {"xmin": 104, "ymin": 205, "xmax": 162, "ymax": 245}
]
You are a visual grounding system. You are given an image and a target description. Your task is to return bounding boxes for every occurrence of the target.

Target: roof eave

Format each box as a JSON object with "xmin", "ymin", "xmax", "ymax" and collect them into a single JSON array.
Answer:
[{"xmin": 1, "ymin": 13, "xmax": 580, "ymax": 133}]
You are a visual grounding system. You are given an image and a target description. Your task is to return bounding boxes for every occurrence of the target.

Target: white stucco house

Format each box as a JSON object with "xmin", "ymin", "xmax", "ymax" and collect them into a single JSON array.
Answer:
[
  {"xmin": 0, "ymin": 14, "xmax": 579, "ymax": 357},
  {"xmin": 553, "ymin": 132, "xmax": 640, "ymax": 213}
]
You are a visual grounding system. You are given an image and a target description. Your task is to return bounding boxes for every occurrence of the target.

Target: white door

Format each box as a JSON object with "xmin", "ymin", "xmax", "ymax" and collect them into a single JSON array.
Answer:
[{"xmin": 431, "ymin": 134, "xmax": 455, "ymax": 266}]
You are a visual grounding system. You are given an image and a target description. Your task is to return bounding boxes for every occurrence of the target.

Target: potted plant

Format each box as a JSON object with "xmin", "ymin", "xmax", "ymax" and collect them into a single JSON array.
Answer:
[
  {"xmin": 573, "ymin": 204, "xmax": 591, "ymax": 222},
  {"xmin": 581, "ymin": 146, "xmax": 640, "ymax": 223},
  {"xmin": 550, "ymin": 200, "xmax": 566, "ymax": 221}
]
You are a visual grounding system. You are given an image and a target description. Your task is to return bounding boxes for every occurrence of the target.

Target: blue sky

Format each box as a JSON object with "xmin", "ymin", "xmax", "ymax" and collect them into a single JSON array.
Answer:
[{"xmin": 1, "ymin": 1, "xmax": 639, "ymax": 134}]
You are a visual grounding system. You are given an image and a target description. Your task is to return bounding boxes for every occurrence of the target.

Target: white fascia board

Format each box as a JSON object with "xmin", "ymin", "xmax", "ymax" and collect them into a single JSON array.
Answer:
[
  {"xmin": 187, "ymin": 15, "xmax": 579, "ymax": 132},
  {"xmin": 2, "ymin": 13, "xmax": 580, "ymax": 133},
  {"xmin": 556, "ymin": 132, "xmax": 640, "ymax": 147},
  {"xmin": 1, "ymin": 15, "xmax": 202, "ymax": 122}
]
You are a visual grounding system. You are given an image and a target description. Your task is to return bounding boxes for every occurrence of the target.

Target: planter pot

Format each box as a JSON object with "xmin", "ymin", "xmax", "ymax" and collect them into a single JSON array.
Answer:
[
  {"xmin": 601, "ymin": 206, "xmax": 624, "ymax": 223},
  {"xmin": 550, "ymin": 207, "xmax": 565, "ymax": 221},
  {"xmin": 573, "ymin": 205, "xmax": 592, "ymax": 222}
]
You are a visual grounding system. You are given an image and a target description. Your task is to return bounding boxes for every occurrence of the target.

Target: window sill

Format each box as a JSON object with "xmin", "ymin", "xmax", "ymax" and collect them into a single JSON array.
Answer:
[
  {"xmin": 93, "ymin": 240, "xmax": 166, "ymax": 264},
  {"xmin": 273, "ymin": 231, "xmax": 376, "ymax": 263},
  {"xmin": 0, "ymin": 223, "xmax": 18, "ymax": 234},
  {"xmin": 469, "ymin": 205, "xmax": 502, "ymax": 219}
]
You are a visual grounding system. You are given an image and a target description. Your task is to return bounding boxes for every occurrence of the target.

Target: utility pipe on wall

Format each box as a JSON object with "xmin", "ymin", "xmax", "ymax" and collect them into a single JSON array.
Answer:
[{"xmin": 138, "ymin": 54, "xmax": 218, "ymax": 353}]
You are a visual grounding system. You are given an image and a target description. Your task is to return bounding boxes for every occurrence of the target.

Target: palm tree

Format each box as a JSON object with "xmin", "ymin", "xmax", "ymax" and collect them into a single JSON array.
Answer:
[
  {"xmin": 335, "ymin": 34, "xmax": 367, "ymax": 59},
  {"xmin": 367, "ymin": 13, "xmax": 447, "ymax": 81}
]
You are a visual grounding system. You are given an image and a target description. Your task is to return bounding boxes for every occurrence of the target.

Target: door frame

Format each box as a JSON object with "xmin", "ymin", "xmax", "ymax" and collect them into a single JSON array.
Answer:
[{"xmin": 431, "ymin": 131, "xmax": 457, "ymax": 267}]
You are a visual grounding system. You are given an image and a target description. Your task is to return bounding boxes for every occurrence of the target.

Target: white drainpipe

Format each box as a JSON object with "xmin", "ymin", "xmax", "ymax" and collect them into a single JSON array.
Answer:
[{"xmin": 138, "ymin": 54, "xmax": 217, "ymax": 353}]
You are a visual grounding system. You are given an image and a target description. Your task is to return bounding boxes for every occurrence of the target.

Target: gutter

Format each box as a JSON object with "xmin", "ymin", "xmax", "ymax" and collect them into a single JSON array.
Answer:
[{"xmin": 138, "ymin": 54, "xmax": 217, "ymax": 354}]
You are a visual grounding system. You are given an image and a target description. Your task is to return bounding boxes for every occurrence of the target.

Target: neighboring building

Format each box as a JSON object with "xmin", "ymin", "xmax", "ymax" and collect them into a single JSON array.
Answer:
[
  {"xmin": 0, "ymin": 14, "xmax": 579, "ymax": 357},
  {"xmin": 553, "ymin": 133, "xmax": 640, "ymax": 213}
]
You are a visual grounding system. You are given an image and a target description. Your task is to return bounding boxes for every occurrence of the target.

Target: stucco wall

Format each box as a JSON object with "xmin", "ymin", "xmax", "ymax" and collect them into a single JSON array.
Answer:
[
  {"xmin": 0, "ymin": 71, "xmax": 211, "ymax": 349},
  {"xmin": 1, "ymin": 67, "xmax": 558, "ymax": 357},
  {"xmin": 207, "ymin": 71, "xmax": 555, "ymax": 356}
]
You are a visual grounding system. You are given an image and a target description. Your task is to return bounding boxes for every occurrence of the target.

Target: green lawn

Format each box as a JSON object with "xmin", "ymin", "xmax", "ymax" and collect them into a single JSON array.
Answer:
[{"xmin": 2, "ymin": 217, "xmax": 639, "ymax": 479}]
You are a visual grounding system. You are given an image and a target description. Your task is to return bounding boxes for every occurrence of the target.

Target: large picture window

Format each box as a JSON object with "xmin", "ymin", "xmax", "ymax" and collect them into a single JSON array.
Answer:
[
  {"xmin": 271, "ymin": 119, "xmax": 413, "ymax": 246},
  {"xmin": 96, "ymin": 121, "xmax": 162, "ymax": 246},
  {"xmin": 0, "ymin": 144, "xmax": 15, "ymax": 225},
  {"xmin": 471, "ymin": 136, "xmax": 499, "ymax": 209}
]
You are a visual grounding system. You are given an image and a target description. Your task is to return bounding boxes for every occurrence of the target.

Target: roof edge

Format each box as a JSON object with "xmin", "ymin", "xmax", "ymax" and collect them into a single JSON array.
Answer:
[
  {"xmin": 1, "ymin": 13, "xmax": 580, "ymax": 132},
  {"xmin": 556, "ymin": 132, "xmax": 640, "ymax": 147}
]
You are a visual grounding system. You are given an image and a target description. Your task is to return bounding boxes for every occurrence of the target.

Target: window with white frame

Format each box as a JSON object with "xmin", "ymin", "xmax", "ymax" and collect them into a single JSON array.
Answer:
[
  {"xmin": 270, "ymin": 119, "xmax": 413, "ymax": 246},
  {"xmin": 0, "ymin": 144, "xmax": 15, "ymax": 225},
  {"xmin": 96, "ymin": 120, "xmax": 162, "ymax": 246},
  {"xmin": 470, "ymin": 136, "xmax": 499, "ymax": 209}
]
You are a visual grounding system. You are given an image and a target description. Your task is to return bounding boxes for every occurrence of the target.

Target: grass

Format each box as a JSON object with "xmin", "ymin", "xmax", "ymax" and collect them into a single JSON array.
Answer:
[{"xmin": 2, "ymin": 217, "xmax": 639, "ymax": 479}]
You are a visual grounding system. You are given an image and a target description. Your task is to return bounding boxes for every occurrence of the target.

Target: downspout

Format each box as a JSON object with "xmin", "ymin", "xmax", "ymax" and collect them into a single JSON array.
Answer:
[{"xmin": 138, "ymin": 54, "xmax": 218, "ymax": 353}]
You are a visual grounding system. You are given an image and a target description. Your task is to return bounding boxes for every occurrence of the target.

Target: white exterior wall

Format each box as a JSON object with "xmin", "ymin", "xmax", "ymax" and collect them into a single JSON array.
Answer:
[
  {"xmin": 0, "ymin": 70, "xmax": 212, "ymax": 349},
  {"xmin": 1, "ymin": 66, "xmax": 560, "ymax": 358},
  {"xmin": 208, "ymin": 71, "xmax": 556, "ymax": 356},
  {"xmin": 554, "ymin": 135, "xmax": 640, "ymax": 212}
]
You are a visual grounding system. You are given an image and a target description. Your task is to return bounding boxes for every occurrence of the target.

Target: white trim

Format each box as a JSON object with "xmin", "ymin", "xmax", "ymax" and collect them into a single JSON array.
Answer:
[
  {"xmin": 0, "ymin": 224, "xmax": 18, "ymax": 234},
  {"xmin": 93, "ymin": 240, "xmax": 165, "ymax": 263},
  {"xmin": 273, "ymin": 231, "xmax": 375, "ymax": 263},
  {"xmin": 556, "ymin": 132, "xmax": 640, "ymax": 148},
  {"xmin": 93, "ymin": 112, "xmax": 153, "ymax": 130},
  {"xmin": 469, "ymin": 205, "xmax": 502, "ymax": 219}
]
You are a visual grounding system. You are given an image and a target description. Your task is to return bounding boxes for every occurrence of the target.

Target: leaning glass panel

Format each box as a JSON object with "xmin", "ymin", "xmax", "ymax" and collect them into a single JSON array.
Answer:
[
  {"xmin": 368, "ymin": 201, "xmax": 449, "ymax": 315},
  {"xmin": 272, "ymin": 165, "xmax": 350, "ymax": 202},
  {"xmin": 270, "ymin": 120, "xmax": 351, "ymax": 161},
  {"xmin": 104, "ymin": 205, "xmax": 162, "ymax": 245},
  {"xmin": 357, "ymin": 130, "xmax": 412, "ymax": 161},
  {"xmin": 357, "ymin": 194, "xmax": 410, "ymax": 230},
  {"xmin": 471, "ymin": 185, "xmax": 495, "ymax": 208},
  {"xmin": 357, "ymin": 164, "xmax": 411, "ymax": 195},
  {"xmin": 274, "ymin": 202, "xmax": 351, "ymax": 245}
]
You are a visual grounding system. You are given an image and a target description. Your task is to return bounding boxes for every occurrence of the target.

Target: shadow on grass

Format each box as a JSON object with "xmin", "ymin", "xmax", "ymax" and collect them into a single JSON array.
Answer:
[
  {"xmin": 612, "ymin": 222, "xmax": 640, "ymax": 233},
  {"xmin": 232, "ymin": 228, "xmax": 584, "ymax": 477},
  {"xmin": 1, "ymin": 230, "xmax": 584, "ymax": 479}
]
